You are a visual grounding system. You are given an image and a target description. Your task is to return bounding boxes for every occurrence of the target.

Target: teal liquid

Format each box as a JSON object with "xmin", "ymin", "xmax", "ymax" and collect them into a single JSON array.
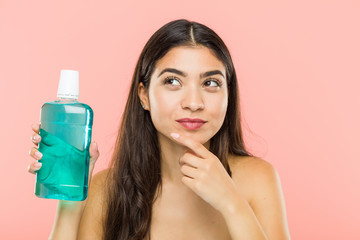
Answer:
[{"xmin": 35, "ymin": 100, "xmax": 93, "ymax": 201}]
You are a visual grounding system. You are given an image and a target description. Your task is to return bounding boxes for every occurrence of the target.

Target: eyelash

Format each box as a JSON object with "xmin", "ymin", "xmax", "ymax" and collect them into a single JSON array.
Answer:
[{"xmin": 163, "ymin": 76, "xmax": 223, "ymax": 88}]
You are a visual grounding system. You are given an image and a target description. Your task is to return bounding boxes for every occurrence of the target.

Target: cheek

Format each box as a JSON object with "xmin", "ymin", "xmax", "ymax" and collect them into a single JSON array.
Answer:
[
  {"xmin": 207, "ymin": 92, "xmax": 228, "ymax": 121},
  {"xmin": 148, "ymin": 88, "xmax": 178, "ymax": 125}
]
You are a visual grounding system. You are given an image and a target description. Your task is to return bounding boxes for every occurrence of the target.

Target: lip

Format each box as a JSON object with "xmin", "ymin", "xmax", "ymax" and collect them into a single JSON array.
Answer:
[{"xmin": 176, "ymin": 118, "xmax": 207, "ymax": 130}]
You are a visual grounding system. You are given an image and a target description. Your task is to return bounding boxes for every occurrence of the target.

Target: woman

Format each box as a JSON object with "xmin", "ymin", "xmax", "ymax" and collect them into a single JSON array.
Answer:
[{"xmin": 28, "ymin": 19, "xmax": 290, "ymax": 239}]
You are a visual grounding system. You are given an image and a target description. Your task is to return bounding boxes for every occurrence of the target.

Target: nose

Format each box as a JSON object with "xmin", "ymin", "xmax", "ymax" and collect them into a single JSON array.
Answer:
[{"xmin": 180, "ymin": 86, "xmax": 204, "ymax": 111}]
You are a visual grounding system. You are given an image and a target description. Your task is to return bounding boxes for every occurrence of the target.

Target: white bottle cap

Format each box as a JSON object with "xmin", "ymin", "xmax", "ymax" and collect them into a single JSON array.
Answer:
[{"xmin": 57, "ymin": 70, "xmax": 79, "ymax": 99}]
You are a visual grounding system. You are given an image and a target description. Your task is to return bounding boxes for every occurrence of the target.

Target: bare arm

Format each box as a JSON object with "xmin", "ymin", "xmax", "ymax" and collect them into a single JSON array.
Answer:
[
  {"xmin": 228, "ymin": 157, "xmax": 291, "ymax": 240},
  {"xmin": 77, "ymin": 169, "xmax": 109, "ymax": 239},
  {"xmin": 220, "ymin": 194, "xmax": 268, "ymax": 239},
  {"xmin": 48, "ymin": 200, "xmax": 87, "ymax": 240},
  {"xmin": 170, "ymin": 134, "xmax": 290, "ymax": 239},
  {"xmin": 48, "ymin": 168, "xmax": 107, "ymax": 240}
]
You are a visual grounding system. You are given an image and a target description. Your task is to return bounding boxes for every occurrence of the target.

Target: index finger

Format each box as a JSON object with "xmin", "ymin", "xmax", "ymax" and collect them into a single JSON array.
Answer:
[
  {"xmin": 31, "ymin": 123, "xmax": 40, "ymax": 134},
  {"xmin": 170, "ymin": 133, "xmax": 212, "ymax": 159}
]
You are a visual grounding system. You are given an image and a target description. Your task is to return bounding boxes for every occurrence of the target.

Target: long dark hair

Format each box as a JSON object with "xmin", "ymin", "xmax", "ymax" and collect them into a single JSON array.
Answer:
[{"xmin": 103, "ymin": 19, "xmax": 254, "ymax": 240}]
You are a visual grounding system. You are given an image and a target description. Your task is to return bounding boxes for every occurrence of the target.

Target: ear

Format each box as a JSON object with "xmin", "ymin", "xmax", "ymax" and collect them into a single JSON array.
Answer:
[{"xmin": 138, "ymin": 82, "xmax": 149, "ymax": 110}]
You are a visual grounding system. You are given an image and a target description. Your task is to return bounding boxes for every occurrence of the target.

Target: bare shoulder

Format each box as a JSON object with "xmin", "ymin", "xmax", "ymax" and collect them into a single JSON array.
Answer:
[
  {"xmin": 229, "ymin": 155, "xmax": 276, "ymax": 179},
  {"xmin": 228, "ymin": 155, "xmax": 291, "ymax": 239},
  {"xmin": 86, "ymin": 168, "xmax": 112, "ymax": 203},
  {"xmin": 228, "ymin": 155, "xmax": 277, "ymax": 203},
  {"xmin": 91, "ymin": 168, "xmax": 112, "ymax": 189},
  {"xmin": 77, "ymin": 168, "xmax": 112, "ymax": 239},
  {"xmin": 228, "ymin": 154, "xmax": 275, "ymax": 176},
  {"xmin": 87, "ymin": 167, "xmax": 112, "ymax": 207}
]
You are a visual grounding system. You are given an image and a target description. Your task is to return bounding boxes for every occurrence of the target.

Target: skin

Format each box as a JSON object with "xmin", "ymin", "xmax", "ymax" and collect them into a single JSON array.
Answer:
[
  {"xmin": 139, "ymin": 45, "xmax": 228, "ymax": 183},
  {"xmin": 28, "ymin": 45, "xmax": 290, "ymax": 239}
]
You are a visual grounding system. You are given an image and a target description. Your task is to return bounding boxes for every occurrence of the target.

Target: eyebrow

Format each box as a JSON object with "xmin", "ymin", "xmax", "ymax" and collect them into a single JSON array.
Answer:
[{"xmin": 157, "ymin": 68, "xmax": 225, "ymax": 78}]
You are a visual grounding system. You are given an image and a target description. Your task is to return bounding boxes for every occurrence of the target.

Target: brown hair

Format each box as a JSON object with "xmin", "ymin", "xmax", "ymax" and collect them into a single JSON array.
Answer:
[{"xmin": 103, "ymin": 19, "xmax": 254, "ymax": 240}]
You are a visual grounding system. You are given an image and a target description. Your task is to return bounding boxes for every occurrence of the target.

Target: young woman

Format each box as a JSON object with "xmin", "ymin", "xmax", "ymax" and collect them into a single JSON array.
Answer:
[{"xmin": 28, "ymin": 19, "xmax": 290, "ymax": 239}]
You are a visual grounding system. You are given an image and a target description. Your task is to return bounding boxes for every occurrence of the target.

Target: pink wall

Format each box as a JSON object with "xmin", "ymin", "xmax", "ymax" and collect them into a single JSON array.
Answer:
[{"xmin": 1, "ymin": 0, "xmax": 359, "ymax": 239}]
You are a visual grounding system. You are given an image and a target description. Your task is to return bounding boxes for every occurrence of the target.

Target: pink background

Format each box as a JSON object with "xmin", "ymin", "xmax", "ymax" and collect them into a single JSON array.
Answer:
[{"xmin": 1, "ymin": 0, "xmax": 359, "ymax": 239}]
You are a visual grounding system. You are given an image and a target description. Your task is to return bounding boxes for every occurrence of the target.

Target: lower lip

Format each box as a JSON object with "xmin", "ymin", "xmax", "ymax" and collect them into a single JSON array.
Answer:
[{"xmin": 177, "ymin": 121, "xmax": 206, "ymax": 130}]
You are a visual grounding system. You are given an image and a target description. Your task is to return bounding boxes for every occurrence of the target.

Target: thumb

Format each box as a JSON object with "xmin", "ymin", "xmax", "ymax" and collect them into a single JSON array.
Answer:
[
  {"xmin": 89, "ymin": 141, "xmax": 100, "ymax": 167},
  {"xmin": 87, "ymin": 142, "xmax": 100, "ymax": 186}
]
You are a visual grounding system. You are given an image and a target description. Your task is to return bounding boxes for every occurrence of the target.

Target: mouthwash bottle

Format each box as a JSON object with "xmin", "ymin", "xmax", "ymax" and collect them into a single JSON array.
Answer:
[{"xmin": 35, "ymin": 70, "xmax": 93, "ymax": 201}]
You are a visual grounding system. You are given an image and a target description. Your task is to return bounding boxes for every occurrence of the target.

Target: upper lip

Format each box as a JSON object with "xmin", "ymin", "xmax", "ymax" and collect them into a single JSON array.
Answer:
[{"xmin": 176, "ymin": 118, "xmax": 207, "ymax": 123}]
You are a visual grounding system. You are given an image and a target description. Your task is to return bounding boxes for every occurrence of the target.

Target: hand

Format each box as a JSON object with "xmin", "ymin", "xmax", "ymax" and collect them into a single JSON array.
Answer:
[
  {"xmin": 28, "ymin": 123, "xmax": 100, "ymax": 180},
  {"xmin": 170, "ymin": 132, "xmax": 243, "ymax": 213}
]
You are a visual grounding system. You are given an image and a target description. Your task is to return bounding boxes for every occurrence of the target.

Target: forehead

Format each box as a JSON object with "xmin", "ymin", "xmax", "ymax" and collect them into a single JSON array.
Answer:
[{"xmin": 154, "ymin": 46, "xmax": 226, "ymax": 74}]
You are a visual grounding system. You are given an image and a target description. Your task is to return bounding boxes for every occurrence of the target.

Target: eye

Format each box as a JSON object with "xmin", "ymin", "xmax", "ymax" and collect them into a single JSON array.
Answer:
[
  {"xmin": 163, "ymin": 76, "xmax": 181, "ymax": 86},
  {"xmin": 203, "ymin": 79, "xmax": 222, "ymax": 88}
]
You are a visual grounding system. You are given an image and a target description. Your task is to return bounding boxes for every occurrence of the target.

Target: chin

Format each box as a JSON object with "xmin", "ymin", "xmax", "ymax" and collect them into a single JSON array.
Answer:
[{"xmin": 181, "ymin": 131, "xmax": 213, "ymax": 145}]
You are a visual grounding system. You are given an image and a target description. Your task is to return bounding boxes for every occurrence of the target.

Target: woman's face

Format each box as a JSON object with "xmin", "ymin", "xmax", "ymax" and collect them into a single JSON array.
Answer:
[{"xmin": 139, "ymin": 45, "xmax": 228, "ymax": 145}]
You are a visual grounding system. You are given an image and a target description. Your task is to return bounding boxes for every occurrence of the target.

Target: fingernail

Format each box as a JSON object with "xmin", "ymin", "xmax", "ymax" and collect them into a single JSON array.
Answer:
[
  {"xmin": 32, "ymin": 135, "xmax": 40, "ymax": 141},
  {"xmin": 35, "ymin": 151, "xmax": 43, "ymax": 158},
  {"xmin": 170, "ymin": 133, "xmax": 180, "ymax": 139},
  {"xmin": 93, "ymin": 142, "xmax": 98, "ymax": 150},
  {"xmin": 34, "ymin": 162, "xmax": 42, "ymax": 168}
]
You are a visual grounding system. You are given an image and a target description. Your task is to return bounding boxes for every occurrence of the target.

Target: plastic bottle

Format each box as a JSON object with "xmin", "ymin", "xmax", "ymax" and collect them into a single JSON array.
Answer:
[{"xmin": 35, "ymin": 70, "xmax": 93, "ymax": 201}]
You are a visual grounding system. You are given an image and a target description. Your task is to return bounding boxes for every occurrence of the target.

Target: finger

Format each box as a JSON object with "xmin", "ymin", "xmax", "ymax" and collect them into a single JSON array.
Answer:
[
  {"xmin": 170, "ymin": 133, "xmax": 212, "ymax": 158},
  {"xmin": 31, "ymin": 133, "xmax": 41, "ymax": 146},
  {"xmin": 27, "ymin": 161, "xmax": 42, "ymax": 174},
  {"xmin": 31, "ymin": 123, "xmax": 40, "ymax": 134},
  {"xmin": 179, "ymin": 151, "xmax": 201, "ymax": 168},
  {"xmin": 180, "ymin": 164, "xmax": 197, "ymax": 179},
  {"xmin": 181, "ymin": 176, "xmax": 196, "ymax": 190},
  {"xmin": 29, "ymin": 147, "xmax": 43, "ymax": 160},
  {"xmin": 89, "ymin": 142, "xmax": 100, "ymax": 163},
  {"xmin": 88, "ymin": 142, "xmax": 99, "ymax": 174}
]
